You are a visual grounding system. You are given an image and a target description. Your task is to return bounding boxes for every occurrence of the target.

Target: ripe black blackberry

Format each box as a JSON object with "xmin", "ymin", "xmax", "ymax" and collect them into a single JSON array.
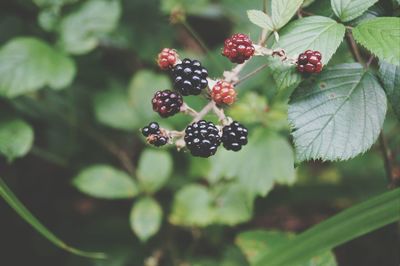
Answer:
[
  {"xmin": 141, "ymin": 122, "xmax": 168, "ymax": 147},
  {"xmin": 221, "ymin": 121, "xmax": 248, "ymax": 151},
  {"xmin": 172, "ymin": 58, "xmax": 208, "ymax": 96},
  {"xmin": 152, "ymin": 90, "xmax": 183, "ymax": 118},
  {"xmin": 184, "ymin": 120, "xmax": 221, "ymax": 157}
]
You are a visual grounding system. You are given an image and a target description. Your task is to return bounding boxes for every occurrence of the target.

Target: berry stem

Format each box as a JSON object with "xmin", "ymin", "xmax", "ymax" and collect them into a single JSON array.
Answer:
[
  {"xmin": 211, "ymin": 102, "xmax": 229, "ymax": 125},
  {"xmin": 192, "ymin": 101, "xmax": 214, "ymax": 122},
  {"xmin": 180, "ymin": 103, "xmax": 199, "ymax": 117}
]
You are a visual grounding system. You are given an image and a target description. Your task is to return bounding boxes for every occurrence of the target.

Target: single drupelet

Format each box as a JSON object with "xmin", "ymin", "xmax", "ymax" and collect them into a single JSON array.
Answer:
[
  {"xmin": 141, "ymin": 122, "xmax": 168, "ymax": 147},
  {"xmin": 221, "ymin": 121, "xmax": 248, "ymax": 151},
  {"xmin": 157, "ymin": 48, "xmax": 178, "ymax": 70},
  {"xmin": 222, "ymin": 33, "xmax": 255, "ymax": 64},
  {"xmin": 211, "ymin": 80, "xmax": 237, "ymax": 105},
  {"xmin": 152, "ymin": 90, "xmax": 183, "ymax": 118},
  {"xmin": 184, "ymin": 120, "xmax": 221, "ymax": 158},
  {"xmin": 172, "ymin": 58, "xmax": 209, "ymax": 96},
  {"xmin": 297, "ymin": 50, "xmax": 323, "ymax": 74}
]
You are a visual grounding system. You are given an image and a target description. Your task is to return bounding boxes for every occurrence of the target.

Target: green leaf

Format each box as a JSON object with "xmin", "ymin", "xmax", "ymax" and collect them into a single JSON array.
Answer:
[
  {"xmin": 289, "ymin": 63, "xmax": 387, "ymax": 161},
  {"xmin": 253, "ymin": 188, "xmax": 400, "ymax": 266},
  {"xmin": 137, "ymin": 149, "xmax": 173, "ymax": 193},
  {"xmin": 0, "ymin": 37, "xmax": 75, "ymax": 98},
  {"xmin": 209, "ymin": 129, "xmax": 295, "ymax": 196},
  {"xmin": 379, "ymin": 61, "xmax": 400, "ymax": 119},
  {"xmin": 169, "ymin": 184, "xmax": 215, "ymax": 226},
  {"xmin": 93, "ymin": 88, "xmax": 139, "ymax": 131},
  {"xmin": 331, "ymin": 0, "xmax": 379, "ymax": 22},
  {"xmin": 236, "ymin": 230, "xmax": 337, "ymax": 265},
  {"xmin": 213, "ymin": 183, "xmax": 253, "ymax": 225},
  {"xmin": 352, "ymin": 17, "xmax": 400, "ymax": 65},
  {"xmin": 0, "ymin": 177, "xmax": 106, "ymax": 259},
  {"xmin": 0, "ymin": 117, "xmax": 34, "ymax": 161},
  {"xmin": 267, "ymin": 57, "xmax": 302, "ymax": 97},
  {"xmin": 59, "ymin": 0, "xmax": 121, "ymax": 55},
  {"xmin": 130, "ymin": 197, "xmax": 162, "ymax": 242},
  {"xmin": 128, "ymin": 70, "xmax": 171, "ymax": 123},
  {"xmin": 247, "ymin": 10, "xmax": 273, "ymax": 31},
  {"xmin": 274, "ymin": 16, "xmax": 345, "ymax": 65},
  {"xmin": 271, "ymin": 0, "xmax": 304, "ymax": 29},
  {"xmin": 73, "ymin": 165, "xmax": 138, "ymax": 199}
]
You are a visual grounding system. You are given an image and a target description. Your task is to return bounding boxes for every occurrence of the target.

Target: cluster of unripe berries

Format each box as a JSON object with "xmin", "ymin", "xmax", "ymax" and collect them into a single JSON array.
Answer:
[{"xmin": 141, "ymin": 34, "xmax": 323, "ymax": 157}]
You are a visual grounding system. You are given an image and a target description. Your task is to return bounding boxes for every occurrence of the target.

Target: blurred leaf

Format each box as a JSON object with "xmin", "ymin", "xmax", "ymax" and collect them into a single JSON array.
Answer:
[
  {"xmin": 267, "ymin": 57, "xmax": 302, "ymax": 98},
  {"xmin": 0, "ymin": 37, "xmax": 75, "ymax": 98},
  {"xmin": 169, "ymin": 184, "xmax": 215, "ymax": 226},
  {"xmin": 137, "ymin": 149, "xmax": 173, "ymax": 193},
  {"xmin": 289, "ymin": 63, "xmax": 387, "ymax": 161},
  {"xmin": 130, "ymin": 197, "xmax": 162, "ymax": 242},
  {"xmin": 128, "ymin": 70, "xmax": 171, "ymax": 123},
  {"xmin": 271, "ymin": 0, "xmax": 304, "ymax": 29},
  {"xmin": 161, "ymin": 0, "xmax": 210, "ymax": 15},
  {"xmin": 274, "ymin": 16, "xmax": 345, "ymax": 65},
  {"xmin": 33, "ymin": 0, "xmax": 77, "ymax": 8},
  {"xmin": 73, "ymin": 165, "xmax": 138, "ymax": 199},
  {"xmin": 247, "ymin": 10, "xmax": 273, "ymax": 31},
  {"xmin": 253, "ymin": 188, "xmax": 400, "ymax": 266},
  {"xmin": 213, "ymin": 183, "xmax": 253, "ymax": 225},
  {"xmin": 304, "ymin": 0, "xmax": 334, "ymax": 17},
  {"xmin": 59, "ymin": 0, "xmax": 121, "ymax": 55},
  {"xmin": 331, "ymin": 0, "xmax": 379, "ymax": 22},
  {"xmin": 38, "ymin": 9, "xmax": 60, "ymax": 32},
  {"xmin": 352, "ymin": 17, "xmax": 400, "ymax": 65},
  {"xmin": 228, "ymin": 92, "xmax": 269, "ymax": 125},
  {"xmin": 209, "ymin": 129, "xmax": 295, "ymax": 196},
  {"xmin": 93, "ymin": 88, "xmax": 139, "ymax": 131},
  {"xmin": 379, "ymin": 61, "xmax": 400, "ymax": 119},
  {"xmin": 0, "ymin": 177, "xmax": 106, "ymax": 259},
  {"xmin": 236, "ymin": 230, "xmax": 337, "ymax": 265},
  {"xmin": 0, "ymin": 117, "xmax": 34, "ymax": 162}
]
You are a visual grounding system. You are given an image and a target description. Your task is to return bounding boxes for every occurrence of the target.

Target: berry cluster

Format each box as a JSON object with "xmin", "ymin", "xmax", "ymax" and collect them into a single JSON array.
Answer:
[
  {"xmin": 142, "ymin": 122, "xmax": 168, "ymax": 147},
  {"xmin": 296, "ymin": 50, "xmax": 323, "ymax": 74},
  {"xmin": 172, "ymin": 58, "xmax": 209, "ymax": 96},
  {"xmin": 222, "ymin": 33, "xmax": 255, "ymax": 64},
  {"xmin": 141, "ymin": 36, "xmax": 324, "ymax": 157}
]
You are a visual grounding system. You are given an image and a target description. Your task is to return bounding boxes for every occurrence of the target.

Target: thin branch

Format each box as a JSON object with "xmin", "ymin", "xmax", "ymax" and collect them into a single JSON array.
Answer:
[
  {"xmin": 346, "ymin": 31, "xmax": 365, "ymax": 67},
  {"xmin": 234, "ymin": 63, "xmax": 269, "ymax": 86},
  {"xmin": 379, "ymin": 133, "xmax": 396, "ymax": 188}
]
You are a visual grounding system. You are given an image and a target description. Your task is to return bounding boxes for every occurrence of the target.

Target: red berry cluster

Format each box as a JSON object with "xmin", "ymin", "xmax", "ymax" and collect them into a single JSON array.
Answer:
[
  {"xmin": 222, "ymin": 33, "xmax": 255, "ymax": 64},
  {"xmin": 157, "ymin": 48, "xmax": 178, "ymax": 70},
  {"xmin": 211, "ymin": 80, "xmax": 236, "ymax": 105},
  {"xmin": 296, "ymin": 50, "xmax": 323, "ymax": 74}
]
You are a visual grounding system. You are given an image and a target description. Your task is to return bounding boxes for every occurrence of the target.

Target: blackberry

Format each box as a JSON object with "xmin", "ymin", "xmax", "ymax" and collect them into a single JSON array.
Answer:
[
  {"xmin": 157, "ymin": 48, "xmax": 178, "ymax": 70},
  {"xmin": 152, "ymin": 90, "xmax": 183, "ymax": 118},
  {"xmin": 184, "ymin": 120, "xmax": 221, "ymax": 157},
  {"xmin": 222, "ymin": 33, "xmax": 255, "ymax": 64},
  {"xmin": 141, "ymin": 122, "xmax": 168, "ymax": 147},
  {"xmin": 297, "ymin": 50, "xmax": 323, "ymax": 74},
  {"xmin": 221, "ymin": 121, "xmax": 248, "ymax": 151},
  {"xmin": 172, "ymin": 58, "xmax": 208, "ymax": 96},
  {"xmin": 211, "ymin": 80, "xmax": 237, "ymax": 105}
]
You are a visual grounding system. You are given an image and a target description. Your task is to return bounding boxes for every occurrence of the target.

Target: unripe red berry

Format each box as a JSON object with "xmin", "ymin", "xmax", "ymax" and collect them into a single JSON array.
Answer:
[
  {"xmin": 211, "ymin": 81, "xmax": 237, "ymax": 105},
  {"xmin": 157, "ymin": 48, "xmax": 178, "ymax": 70},
  {"xmin": 297, "ymin": 50, "xmax": 323, "ymax": 74},
  {"xmin": 222, "ymin": 33, "xmax": 255, "ymax": 64}
]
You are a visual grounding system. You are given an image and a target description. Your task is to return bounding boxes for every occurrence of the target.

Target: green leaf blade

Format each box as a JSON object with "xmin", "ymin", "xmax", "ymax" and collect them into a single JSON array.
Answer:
[
  {"xmin": 271, "ymin": 0, "xmax": 304, "ymax": 29},
  {"xmin": 247, "ymin": 10, "xmax": 273, "ymax": 31},
  {"xmin": 331, "ymin": 0, "xmax": 379, "ymax": 22},
  {"xmin": 137, "ymin": 149, "xmax": 173, "ymax": 193},
  {"xmin": 0, "ymin": 177, "xmax": 106, "ymax": 259},
  {"xmin": 379, "ymin": 61, "xmax": 400, "ymax": 120},
  {"xmin": 253, "ymin": 188, "xmax": 400, "ymax": 266},
  {"xmin": 289, "ymin": 63, "xmax": 387, "ymax": 161},
  {"xmin": 352, "ymin": 17, "xmax": 400, "ymax": 65},
  {"xmin": 274, "ymin": 16, "xmax": 346, "ymax": 65},
  {"xmin": 0, "ymin": 37, "xmax": 75, "ymax": 98},
  {"xmin": 73, "ymin": 165, "xmax": 138, "ymax": 199},
  {"xmin": 130, "ymin": 197, "xmax": 162, "ymax": 242},
  {"xmin": 0, "ymin": 117, "xmax": 34, "ymax": 161}
]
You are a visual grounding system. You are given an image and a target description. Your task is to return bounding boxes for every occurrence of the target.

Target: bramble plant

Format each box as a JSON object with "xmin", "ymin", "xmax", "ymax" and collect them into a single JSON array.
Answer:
[{"xmin": 0, "ymin": 0, "xmax": 399, "ymax": 265}]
